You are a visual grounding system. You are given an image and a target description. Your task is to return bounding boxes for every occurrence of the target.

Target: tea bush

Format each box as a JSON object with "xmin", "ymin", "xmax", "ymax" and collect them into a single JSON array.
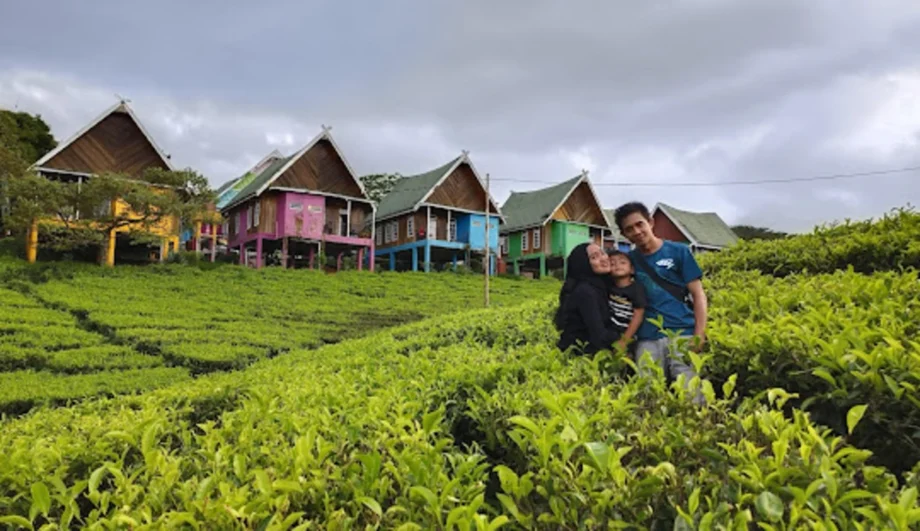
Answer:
[
  {"xmin": 0, "ymin": 264, "xmax": 557, "ymax": 413},
  {"xmin": 699, "ymin": 207, "xmax": 920, "ymax": 276},
  {"xmin": 1, "ymin": 300, "xmax": 918, "ymax": 529}
]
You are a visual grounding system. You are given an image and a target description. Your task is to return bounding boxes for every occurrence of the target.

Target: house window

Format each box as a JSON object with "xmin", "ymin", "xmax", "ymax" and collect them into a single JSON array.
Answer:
[
  {"xmin": 500, "ymin": 236, "xmax": 507, "ymax": 255},
  {"xmin": 246, "ymin": 207, "xmax": 253, "ymax": 230},
  {"xmin": 386, "ymin": 221, "xmax": 398, "ymax": 243},
  {"xmin": 235, "ymin": 212, "xmax": 241, "ymax": 234},
  {"xmin": 521, "ymin": 231, "xmax": 529, "ymax": 252},
  {"xmin": 253, "ymin": 202, "xmax": 260, "ymax": 228},
  {"xmin": 407, "ymin": 217, "xmax": 415, "ymax": 240},
  {"xmin": 449, "ymin": 218, "xmax": 457, "ymax": 242},
  {"xmin": 222, "ymin": 220, "xmax": 229, "ymax": 236},
  {"xmin": 376, "ymin": 225, "xmax": 383, "ymax": 245},
  {"xmin": 532, "ymin": 228, "xmax": 541, "ymax": 250},
  {"xmin": 339, "ymin": 213, "xmax": 348, "ymax": 236}
]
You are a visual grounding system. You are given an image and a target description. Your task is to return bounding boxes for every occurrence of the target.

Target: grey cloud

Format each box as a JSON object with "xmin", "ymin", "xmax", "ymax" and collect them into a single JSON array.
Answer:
[{"xmin": 2, "ymin": 0, "xmax": 920, "ymax": 232}]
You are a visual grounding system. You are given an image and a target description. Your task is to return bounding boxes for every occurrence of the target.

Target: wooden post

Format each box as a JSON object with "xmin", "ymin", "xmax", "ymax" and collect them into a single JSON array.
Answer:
[
  {"xmin": 103, "ymin": 230, "xmax": 116, "ymax": 267},
  {"xmin": 336, "ymin": 252, "xmax": 343, "ymax": 271},
  {"xmin": 484, "ymin": 173, "xmax": 490, "ymax": 307},
  {"xmin": 159, "ymin": 238, "xmax": 167, "ymax": 263},
  {"xmin": 26, "ymin": 221, "xmax": 38, "ymax": 263},
  {"xmin": 345, "ymin": 199, "xmax": 351, "ymax": 237},
  {"xmin": 282, "ymin": 237, "xmax": 289, "ymax": 269},
  {"xmin": 446, "ymin": 210, "xmax": 452, "ymax": 242},
  {"xmin": 309, "ymin": 245, "xmax": 315, "ymax": 269},
  {"xmin": 210, "ymin": 224, "xmax": 217, "ymax": 262},
  {"xmin": 194, "ymin": 221, "xmax": 202, "ymax": 252},
  {"xmin": 239, "ymin": 244, "xmax": 245, "ymax": 265},
  {"xmin": 357, "ymin": 247, "xmax": 364, "ymax": 271},
  {"xmin": 255, "ymin": 237, "xmax": 263, "ymax": 269}
]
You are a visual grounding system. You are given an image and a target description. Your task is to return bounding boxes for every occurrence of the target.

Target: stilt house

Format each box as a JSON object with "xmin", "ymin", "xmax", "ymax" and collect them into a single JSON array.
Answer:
[
  {"xmin": 373, "ymin": 152, "xmax": 503, "ymax": 273},
  {"xmin": 499, "ymin": 171, "xmax": 611, "ymax": 278},
  {"xmin": 219, "ymin": 127, "xmax": 375, "ymax": 270},
  {"xmin": 28, "ymin": 101, "xmax": 180, "ymax": 265}
]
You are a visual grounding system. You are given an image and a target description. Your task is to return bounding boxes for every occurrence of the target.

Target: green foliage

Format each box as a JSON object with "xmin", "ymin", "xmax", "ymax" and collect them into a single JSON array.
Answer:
[
  {"xmin": 0, "ymin": 299, "xmax": 917, "ymax": 528},
  {"xmin": 1, "ymin": 207, "xmax": 920, "ymax": 527},
  {"xmin": 730, "ymin": 224, "xmax": 788, "ymax": 241},
  {"xmin": 0, "ymin": 109, "xmax": 57, "ymax": 164},
  {"xmin": 4, "ymin": 167, "xmax": 215, "ymax": 253},
  {"xmin": 701, "ymin": 206, "xmax": 920, "ymax": 276},
  {"xmin": 359, "ymin": 172, "xmax": 401, "ymax": 203},
  {"xmin": 0, "ymin": 265, "xmax": 556, "ymax": 414}
]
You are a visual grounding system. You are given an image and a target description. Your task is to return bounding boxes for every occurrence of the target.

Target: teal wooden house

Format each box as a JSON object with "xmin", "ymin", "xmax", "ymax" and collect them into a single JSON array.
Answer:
[{"xmin": 499, "ymin": 171, "xmax": 611, "ymax": 278}]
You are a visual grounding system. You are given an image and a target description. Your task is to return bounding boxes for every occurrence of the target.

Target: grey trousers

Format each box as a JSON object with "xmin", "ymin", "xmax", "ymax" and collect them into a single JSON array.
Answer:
[{"xmin": 635, "ymin": 336, "xmax": 705, "ymax": 405}]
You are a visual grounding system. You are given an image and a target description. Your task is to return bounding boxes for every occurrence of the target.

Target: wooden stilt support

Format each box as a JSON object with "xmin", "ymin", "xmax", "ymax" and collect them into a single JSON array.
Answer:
[
  {"xmin": 26, "ymin": 221, "xmax": 38, "ymax": 263},
  {"xmin": 103, "ymin": 230, "xmax": 116, "ymax": 267},
  {"xmin": 282, "ymin": 237, "xmax": 289, "ymax": 269},
  {"xmin": 210, "ymin": 225, "xmax": 217, "ymax": 262}
]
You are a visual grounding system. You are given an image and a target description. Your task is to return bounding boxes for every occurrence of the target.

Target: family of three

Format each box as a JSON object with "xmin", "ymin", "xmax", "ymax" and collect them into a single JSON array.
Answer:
[{"xmin": 554, "ymin": 201, "xmax": 708, "ymax": 401}]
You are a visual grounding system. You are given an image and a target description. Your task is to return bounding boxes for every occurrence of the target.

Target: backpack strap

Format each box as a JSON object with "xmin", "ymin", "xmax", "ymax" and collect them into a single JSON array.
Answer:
[{"xmin": 632, "ymin": 251, "xmax": 692, "ymax": 308}]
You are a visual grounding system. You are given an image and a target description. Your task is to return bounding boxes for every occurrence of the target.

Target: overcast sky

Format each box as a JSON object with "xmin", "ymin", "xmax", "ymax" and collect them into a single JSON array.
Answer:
[{"xmin": 1, "ymin": 0, "xmax": 919, "ymax": 232}]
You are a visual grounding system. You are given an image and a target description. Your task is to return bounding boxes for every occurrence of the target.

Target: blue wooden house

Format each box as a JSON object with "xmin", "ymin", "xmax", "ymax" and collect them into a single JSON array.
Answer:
[{"xmin": 373, "ymin": 152, "xmax": 504, "ymax": 273}]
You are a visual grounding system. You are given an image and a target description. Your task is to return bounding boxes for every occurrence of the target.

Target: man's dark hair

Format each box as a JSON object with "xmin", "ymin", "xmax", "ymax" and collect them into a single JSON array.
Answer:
[{"xmin": 613, "ymin": 201, "xmax": 651, "ymax": 230}]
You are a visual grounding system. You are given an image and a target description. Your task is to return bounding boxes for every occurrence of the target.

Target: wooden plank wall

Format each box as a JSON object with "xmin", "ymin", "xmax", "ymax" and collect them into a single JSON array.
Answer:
[
  {"xmin": 426, "ymin": 164, "xmax": 499, "ymax": 214},
  {"xmin": 552, "ymin": 182, "xmax": 607, "ymax": 226},
  {"xmin": 42, "ymin": 111, "xmax": 170, "ymax": 180},
  {"xmin": 275, "ymin": 139, "xmax": 364, "ymax": 198}
]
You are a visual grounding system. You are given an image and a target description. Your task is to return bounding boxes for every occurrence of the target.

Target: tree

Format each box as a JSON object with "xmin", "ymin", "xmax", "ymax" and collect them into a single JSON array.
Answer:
[
  {"xmin": 730, "ymin": 225, "xmax": 788, "ymax": 241},
  {"xmin": 5, "ymin": 166, "xmax": 215, "ymax": 264},
  {"xmin": 359, "ymin": 173, "xmax": 401, "ymax": 204},
  {"xmin": 0, "ymin": 109, "xmax": 57, "ymax": 163}
]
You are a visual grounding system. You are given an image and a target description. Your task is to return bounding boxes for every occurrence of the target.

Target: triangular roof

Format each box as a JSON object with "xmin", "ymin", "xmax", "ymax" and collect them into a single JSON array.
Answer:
[
  {"xmin": 653, "ymin": 203, "xmax": 739, "ymax": 249},
  {"xmin": 32, "ymin": 100, "xmax": 175, "ymax": 174},
  {"xmin": 216, "ymin": 150, "xmax": 285, "ymax": 209},
  {"xmin": 222, "ymin": 128, "xmax": 368, "ymax": 211},
  {"xmin": 501, "ymin": 173, "xmax": 609, "ymax": 233},
  {"xmin": 602, "ymin": 209, "xmax": 628, "ymax": 242},
  {"xmin": 375, "ymin": 152, "xmax": 503, "ymax": 221}
]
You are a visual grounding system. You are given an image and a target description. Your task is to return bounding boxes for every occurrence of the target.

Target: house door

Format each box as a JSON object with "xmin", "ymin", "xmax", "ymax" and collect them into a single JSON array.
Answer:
[{"xmin": 428, "ymin": 217, "xmax": 437, "ymax": 239}]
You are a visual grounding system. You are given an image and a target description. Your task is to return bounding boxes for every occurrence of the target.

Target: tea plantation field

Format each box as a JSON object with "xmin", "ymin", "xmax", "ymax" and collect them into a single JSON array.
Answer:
[
  {"xmin": 1, "ymin": 208, "xmax": 919, "ymax": 529},
  {"xmin": 0, "ymin": 263, "xmax": 555, "ymax": 415}
]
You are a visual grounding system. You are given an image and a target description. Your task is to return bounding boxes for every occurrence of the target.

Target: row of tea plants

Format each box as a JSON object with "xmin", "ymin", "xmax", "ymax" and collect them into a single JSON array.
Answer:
[
  {"xmin": 699, "ymin": 207, "xmax": 920, "ymax": 276},
  {"xmin": 0, "ymin": 264, "xmax": 556, "ymax": 414},
  {"xmin": 1, "ymin": 297, "xmax": 918, "ymax": 529}
]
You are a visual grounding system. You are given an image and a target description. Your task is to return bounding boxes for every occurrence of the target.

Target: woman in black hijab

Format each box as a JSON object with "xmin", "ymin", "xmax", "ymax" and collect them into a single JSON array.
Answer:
[{"xmin": 555, "ymin": 242, "xmax": 618, "ymax": 355}]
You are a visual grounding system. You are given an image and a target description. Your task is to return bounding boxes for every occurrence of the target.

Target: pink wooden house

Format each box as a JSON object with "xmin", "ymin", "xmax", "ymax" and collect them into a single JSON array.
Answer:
[{"xmin": 219, "ymin": 127, "xmax": 375, "ymax": 270}]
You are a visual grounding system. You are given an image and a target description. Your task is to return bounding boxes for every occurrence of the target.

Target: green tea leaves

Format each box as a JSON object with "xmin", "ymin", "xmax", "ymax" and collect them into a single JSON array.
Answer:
[{"xmin": 847, "ymin": 404, "xmax": 868, "ymax": 435}]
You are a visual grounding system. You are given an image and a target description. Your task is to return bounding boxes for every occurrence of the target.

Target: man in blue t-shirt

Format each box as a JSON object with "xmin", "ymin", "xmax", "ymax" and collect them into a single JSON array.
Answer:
[{"xmin": 613, "ymin": 201, "xmax": 708, "ymax": 404}]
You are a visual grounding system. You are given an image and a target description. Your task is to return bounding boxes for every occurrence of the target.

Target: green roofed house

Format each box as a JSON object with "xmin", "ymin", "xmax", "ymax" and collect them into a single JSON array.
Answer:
[
  {"xmin": 651, "ymin": 202, "xmax": 739, "ymax": 253},
  {"xmin": 499, "ymin": 171, "xmax": 611, "ymax": 278},
  {"xmin": 373, "ymin": 151, "xmax": 503, "ymax": 273}
]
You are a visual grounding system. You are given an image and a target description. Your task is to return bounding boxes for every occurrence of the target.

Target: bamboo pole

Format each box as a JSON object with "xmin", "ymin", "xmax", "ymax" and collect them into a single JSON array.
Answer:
[
  {"xmin": 26, "ymin": 221, "xmax": 38, "ymax": 263},
  {"xmin": 484, "ymin": 173, "xmax": 490, "ymax": 308}
]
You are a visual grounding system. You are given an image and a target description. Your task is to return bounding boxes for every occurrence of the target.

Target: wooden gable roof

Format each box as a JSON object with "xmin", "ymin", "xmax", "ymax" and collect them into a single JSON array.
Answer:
[
  {"xmin": 501, "ymin": 172, "xmax": 609, "ymax": 233},
  {"xmin": 375, "ymin": 152, "xmax": 503, "ymax": 222},
  {"xmin": 32, "ymin": 101, "xmax": 174, "ymax": 180},
  {"xmin": 223, "ymin": 127, "xmax": 369, "ymax": 211},
  {"xmin": 552, "ymin": 178, "xmax": 609, "ymax": 227}
]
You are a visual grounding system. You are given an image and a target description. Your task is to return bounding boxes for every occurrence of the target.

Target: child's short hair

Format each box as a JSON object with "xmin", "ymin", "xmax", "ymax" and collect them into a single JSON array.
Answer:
[{"xmin": 606, "ymin": 249, "xmax": 629, "ymax": 259}]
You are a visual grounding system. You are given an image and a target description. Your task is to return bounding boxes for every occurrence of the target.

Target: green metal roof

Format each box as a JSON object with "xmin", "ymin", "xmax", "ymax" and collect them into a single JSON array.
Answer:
[
  {"xmin": 602, "ymin": 209, "xmax": 627, "ymax": 242},
  {"xmin": 500, "ymin": 174, "xmax": 584, "ymax": 233},
  {"xmin": 657, "ymin": 203, "xmax": 739, "ymax": 248},
  {"xmin": 374, "ymin": 156, "xmax": 461, "ymax": 220},
  {"xmin": 223, "ymin": 156, "xmax": 292, "ymax": 209}
]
